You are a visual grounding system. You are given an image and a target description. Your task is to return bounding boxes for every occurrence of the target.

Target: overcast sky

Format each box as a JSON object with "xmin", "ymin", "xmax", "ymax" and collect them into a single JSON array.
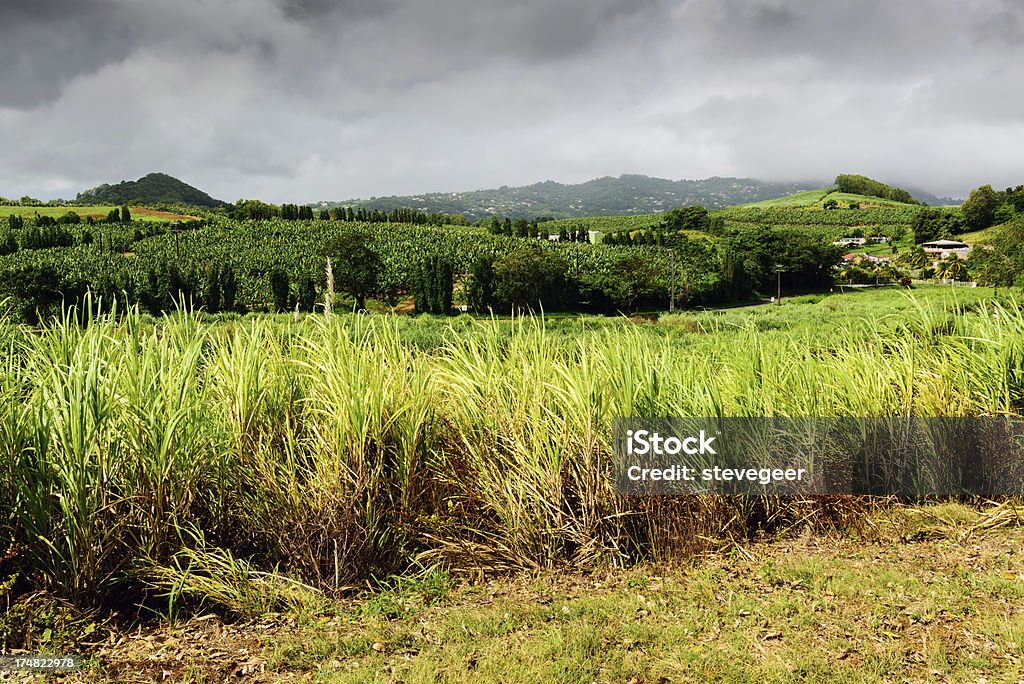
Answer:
[{"xmin": 1, "ymin": 0, "xmax": 1021, "ymax": 203}]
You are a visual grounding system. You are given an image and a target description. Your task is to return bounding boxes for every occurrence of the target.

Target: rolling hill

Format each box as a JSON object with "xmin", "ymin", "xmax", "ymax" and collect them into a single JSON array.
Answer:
[
  {"xmin": 538, "ymin": 186, "xmax": 934, "ymax": 244},
  {"xmin": 736, "ymin": 188, "xmax": 921, "ymax": 209},
  {"xmin": 315, "ymin": 175, "xmax": 823, "ymax": 220},
  {"xmin": 717, "ymin": 187, "xmax": 926, "ymax": 240},
  {"xmin": 76, "ymin": 172, "xmax": 226, "ymax": 208}
]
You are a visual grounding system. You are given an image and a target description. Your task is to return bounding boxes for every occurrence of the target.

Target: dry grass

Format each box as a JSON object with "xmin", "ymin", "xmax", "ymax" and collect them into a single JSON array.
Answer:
[{"xmin": 45, "ymin": 502, "xmax": 1024, "ymax": 683}]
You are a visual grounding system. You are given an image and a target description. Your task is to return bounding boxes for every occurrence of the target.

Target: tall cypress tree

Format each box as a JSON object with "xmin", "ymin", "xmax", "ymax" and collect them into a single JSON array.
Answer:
[
  {"xmin": 441, "ymin": 258, "xmax": 453, "ymax": 314},
  {"xmin": 427, "ymin": 256, "xmax": 442, "ymax": 314},
  {"xmin": 221, "ymin": 265, "xmax": 238, "ymax": 313},
  {"xmin": 269, "ymin": 269, "xmax": 290, "ymax": 312},
  {"xmin": 298, "ymin": 276, "xmax": 317, "ymax": 312},
  {"xmin": 466, "ymin": 258, "xmax": 496, "ymax": 312},
  {"xmin": 203, "ymin": 262, "xmax": 221, "ymax": 313},
  {"xmin": 411, "ymin": 257, "xmax": 429, "ymax": 313}
]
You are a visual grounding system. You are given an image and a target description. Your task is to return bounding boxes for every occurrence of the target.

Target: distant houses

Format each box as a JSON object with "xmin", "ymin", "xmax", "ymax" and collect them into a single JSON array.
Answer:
[
  {"xmin": 833, "ymin": 236, "xmax": 888, "ymax": 248},
  {"xmin": 922, "ymin": 239, "xmax": 971, "ymax": 260}
]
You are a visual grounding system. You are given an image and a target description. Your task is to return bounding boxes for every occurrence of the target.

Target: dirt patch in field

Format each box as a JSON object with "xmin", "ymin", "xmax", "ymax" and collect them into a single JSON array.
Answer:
[
  {"xmin": 56, "ymin": 616, "xmax": 290, "ymax": 683},
  {"xmin": 391, "ymin": 297, "xmax": 416, "ymax": 315},
  {"xmin": 129, "ymin": 208, "xmax": 199, "ymax": 221}
]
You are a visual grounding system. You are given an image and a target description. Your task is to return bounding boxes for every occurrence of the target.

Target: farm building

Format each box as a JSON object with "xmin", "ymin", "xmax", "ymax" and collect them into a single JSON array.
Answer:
[{"xmin": 922, "ymin": 239, "xmax": 971, "ymax": 259}]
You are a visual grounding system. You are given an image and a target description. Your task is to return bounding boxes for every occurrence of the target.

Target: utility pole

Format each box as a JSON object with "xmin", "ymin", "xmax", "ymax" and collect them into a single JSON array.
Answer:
[
  {"xmin": 669, "ymin": 249, "xmax": 676, "ymax": 312},
  {"xmin": 775, "ymin": 263, "xmax": 783, "ymax": 304}
]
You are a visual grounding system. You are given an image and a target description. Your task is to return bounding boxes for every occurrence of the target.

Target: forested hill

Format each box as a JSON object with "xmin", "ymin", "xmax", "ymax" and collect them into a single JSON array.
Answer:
[
  {"xmin": 316, "ymin": 175, "xmax": 823, "ymax": 220},
  {"xmin": 76, "ymin": 173, "xmax": 226, "ymax": 208}
]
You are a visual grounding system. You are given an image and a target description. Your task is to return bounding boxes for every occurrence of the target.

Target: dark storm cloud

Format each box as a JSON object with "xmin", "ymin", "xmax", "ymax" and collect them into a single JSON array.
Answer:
[
  {"xmin": 0, "ymin": 0, "xmax": 1022, "ymax": 202},
  {"xmin": 673, "ymin": 0, "xmax": 967, "ymax": 74},
  {"xmin": 973, "ymin": 0, "xmax": 1024, "ymax": 45},
  {"xmin": 0, "ymin": 0, "xmax": 139, "ymax": 107},
  {"xmin": 278, "ymin": 0, "xmax": 397, "ymax": 22},
  {"xmin": 313, "ymin": 0, "xmax": 664, "ymax": 62},
  {"xmin": 290, "ymin": 0, "xmax": 666, "ymax": 96}
]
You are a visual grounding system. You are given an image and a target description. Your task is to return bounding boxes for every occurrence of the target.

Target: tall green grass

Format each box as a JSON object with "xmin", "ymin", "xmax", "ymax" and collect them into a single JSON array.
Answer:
[{"xmin": 1, "ymin": 292, "xmax": 1022, "ymax": 613}]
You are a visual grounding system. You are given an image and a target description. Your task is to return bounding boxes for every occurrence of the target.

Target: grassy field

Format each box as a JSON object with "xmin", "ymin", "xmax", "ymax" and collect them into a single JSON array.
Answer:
[
  {"xmin": 735, "ymin": 189, "xmax": 835, "ymax": 208},
  {"xmin": 848, "ymin": 241, "xmax": 897, "ymax": 257},
  {"xmin": 0, "ymin": 205, "xmax": 199, "ymax": 222},
  {"xmin": 958, "ymin": 226, "xmax": 1001, "ymax": 246},
  {"xmin": 826, "ymin": 192, "xmax": 921, "ymax": 209},
  {"xmin": 844, "ymin": 235, "xmax": 919, "ymax": 257}
]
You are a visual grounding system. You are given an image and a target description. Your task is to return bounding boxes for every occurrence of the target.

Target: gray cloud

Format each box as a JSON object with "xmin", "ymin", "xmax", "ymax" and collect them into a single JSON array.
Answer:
[
  {"xmin": 0, "ymin": 0, "xmax": 1021, "ymax": 202},
  {"xmin": 973, "ymin": 0, "xmax": 1024, "ymax": 46},
  {"xmin": 0, "ymin": 1, "xmax": 139, "ymax": 107}
]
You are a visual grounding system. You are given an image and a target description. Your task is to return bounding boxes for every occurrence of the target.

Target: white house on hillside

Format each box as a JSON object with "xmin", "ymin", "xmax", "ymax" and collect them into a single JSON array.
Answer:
[{"xmin": 922, "ymin": 240, "xmax": 971, "ymax": 259}]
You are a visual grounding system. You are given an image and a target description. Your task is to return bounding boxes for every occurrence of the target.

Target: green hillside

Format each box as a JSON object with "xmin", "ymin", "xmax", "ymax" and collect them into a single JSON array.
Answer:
[
  {"xmin": 957, "ymin": 227, "xmax": 999, "ymax": 245},
  {"xmin": 735, "ymin": 189, "xmax": 834, "ymax": 208},
  {"xmin": 317, "ymin": 175, "xmax": 821, "ymax": 220},
  {"xmin": 715, "ymin": 187, "xmax": 932, "ymax": 242},
  {"xmin": 537, "ymin": 187, "xmax": 927, "ymax": 243},
  {"xmin": 737, "ymin": 188, "xmax": 919, "ymax": 210},
  {"xmin": 76, "ymin": 172, "xmax": 225, "ymax": 208}
]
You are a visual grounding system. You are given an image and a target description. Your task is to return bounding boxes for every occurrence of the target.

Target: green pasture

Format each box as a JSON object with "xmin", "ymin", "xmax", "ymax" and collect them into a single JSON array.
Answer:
[
  {"xmin": 735, "ymin": 188, "xmax": 834, "ymax": 208},
  {"xmin": 958, "ymin": 226, "xmax": 1000, "ymax": 245}
]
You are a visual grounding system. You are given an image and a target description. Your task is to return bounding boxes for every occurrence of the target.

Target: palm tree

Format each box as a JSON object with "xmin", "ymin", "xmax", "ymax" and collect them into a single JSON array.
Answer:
[
  {"xmin": 905, "ymin": 246, "xmax": 929, "ymax": 269},
  {"xmin": 935, "ymin": 255, "xmax": 967, "ymax": 281}
]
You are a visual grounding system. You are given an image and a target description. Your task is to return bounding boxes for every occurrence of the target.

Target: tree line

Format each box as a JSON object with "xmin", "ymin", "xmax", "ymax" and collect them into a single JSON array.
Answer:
[
  {"xmin": 911, "ymin": 184, "xmax": 1024, "ymax": 242},
  {"xmin": 226, "ymin": 199, "xmax": 471, "ymax": 227},
  {"xmin": 834, "ymin": 174, "xmax": 920, "ymax": 205}
]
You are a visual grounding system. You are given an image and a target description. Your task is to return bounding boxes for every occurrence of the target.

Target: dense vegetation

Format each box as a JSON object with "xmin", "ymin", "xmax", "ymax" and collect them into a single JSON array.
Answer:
[
  {"xmin": 0, "ymin": 288, "xmax": 1020, "ymax": 616},
  {"xmin": 718, "ymin": 202, "xmax": 919, "ymax": 240},
  {"xmin": 0, "ymin": 208, "xmax": 846, "ymax": 322},
  {"xmin": 76, "ymin": 172, "xmax": 226, "ymax": 208},
  {"xmin": 7, "ymin": 173, "xmax": 1024, "ymax": 325},
  {"xmin": 833, "ymin": 174, "xmax": 921, "ymax": 205},
  {"xmin": 967, "ymin": 214, "xmax": 1024, "ymax": 287},
  {"xmin": 3, "ymin": 170, "xmax": 1024, "ymax": 639}
]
